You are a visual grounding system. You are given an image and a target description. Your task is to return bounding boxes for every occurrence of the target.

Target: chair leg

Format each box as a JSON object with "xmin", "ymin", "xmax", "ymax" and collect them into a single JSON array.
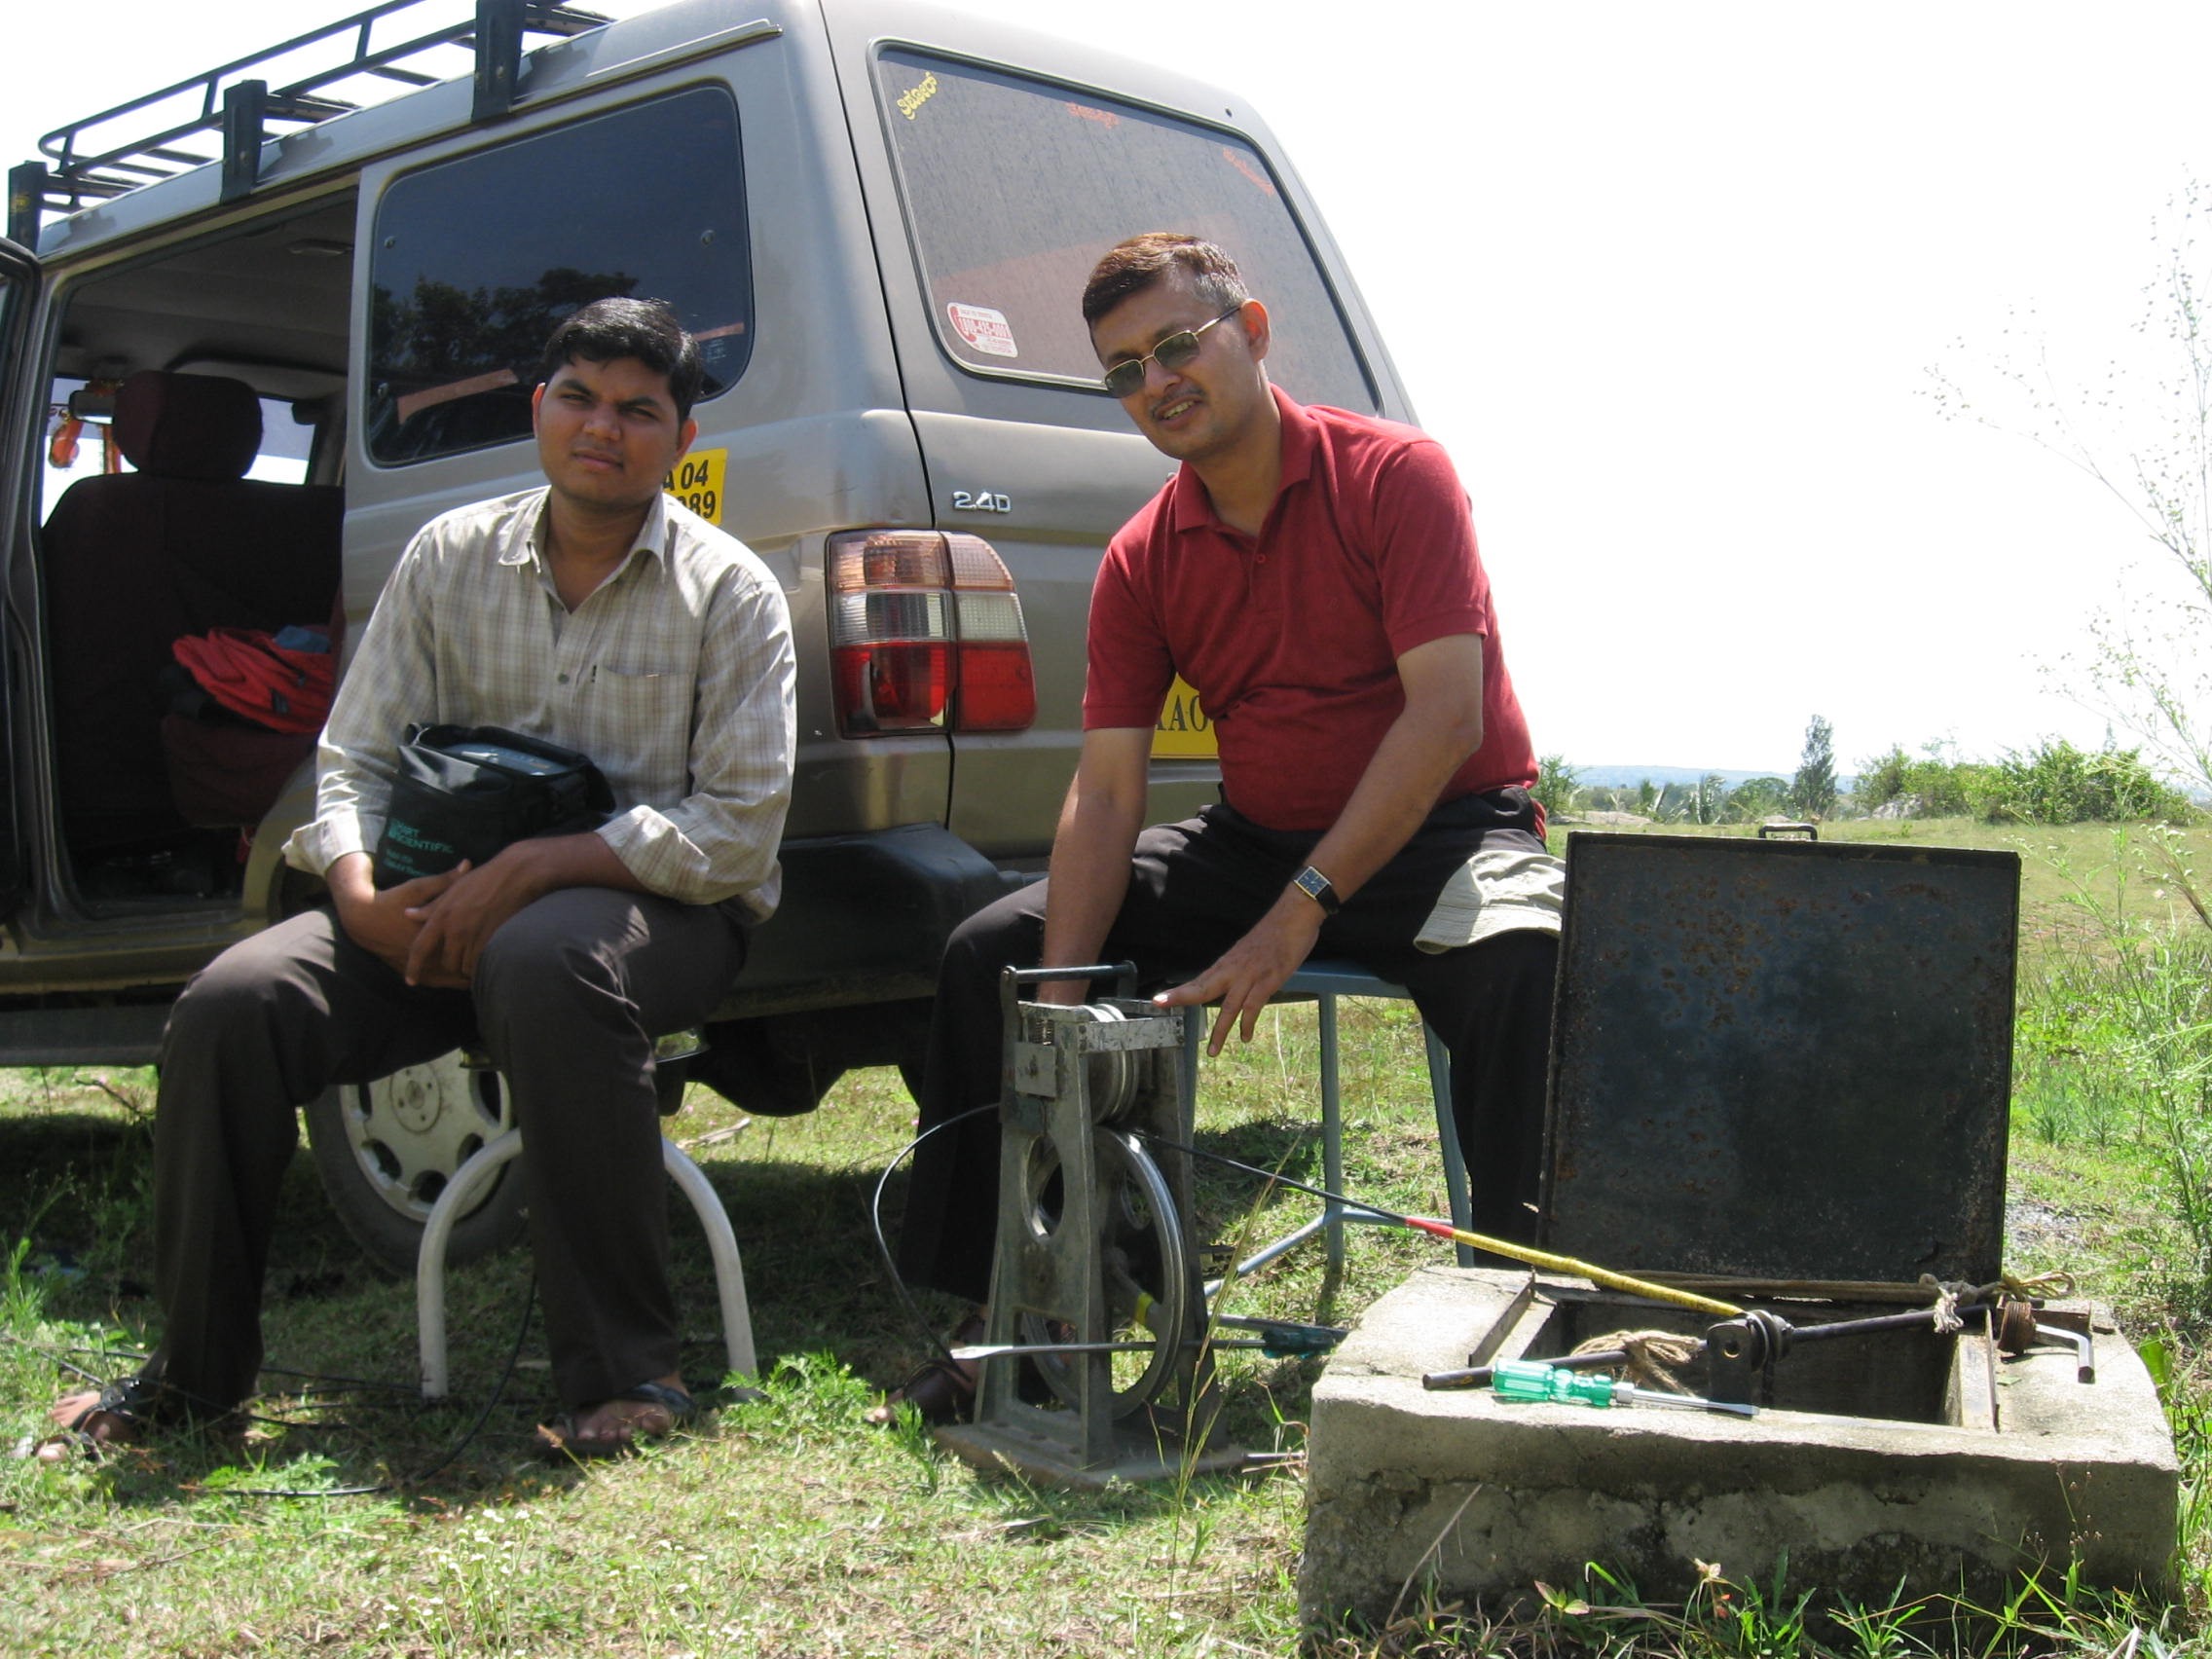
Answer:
[
  {"xmin": 417, "ymin": 1128, "xmax": 756, "ymax": 1399},
  {"xmin": 660, "ymin": 1137, "xmax": 756, "ymax": 1382},
  {"xmin": 419, "ymin": 1128, "xmax": 524, "ymax": 1400},
  {"xmin": 1319, "ymin": 991, "xmax": 1346, "ymax": 1275},
  {"xmin": 1423, "ymin": 1024, "xmax": 1477, "ymax": 1268}
]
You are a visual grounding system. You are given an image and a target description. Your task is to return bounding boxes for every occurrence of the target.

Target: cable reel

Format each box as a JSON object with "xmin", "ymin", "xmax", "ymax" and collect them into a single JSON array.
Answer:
[
  {"xmin": 1075, "ymin": 1002, "xmax": 1140, "ymax": 1125},
  {"xmin": 935, "ymin": 966, "xmax": 1238, "ymax": 1485}
]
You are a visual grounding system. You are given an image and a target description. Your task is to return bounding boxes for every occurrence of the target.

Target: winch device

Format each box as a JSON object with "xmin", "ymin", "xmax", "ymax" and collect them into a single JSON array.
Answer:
[{"xmin": 934, "ymin": 966, "xmax": 1248, "ymax": 1487}]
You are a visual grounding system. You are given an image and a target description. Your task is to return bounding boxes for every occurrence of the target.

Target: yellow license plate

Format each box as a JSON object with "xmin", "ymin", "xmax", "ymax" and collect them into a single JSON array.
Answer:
[
  {"xmin": 1152, "ymin": 675, "xmax": 1218, "ymax": 758},
  {"xmin": 665, "ymin": 448, "xmax": 726, "ymax": 525}
]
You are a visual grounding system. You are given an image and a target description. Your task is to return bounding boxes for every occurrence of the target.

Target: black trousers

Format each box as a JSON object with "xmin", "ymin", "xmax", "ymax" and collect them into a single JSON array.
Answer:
[
  {"xmin": 143, "ymin": 888, "xmax": 744, "ymax": 1412},
  {"xmin": 897, "ymin": 795, "xmax": 1561, "ymax": 1304}
]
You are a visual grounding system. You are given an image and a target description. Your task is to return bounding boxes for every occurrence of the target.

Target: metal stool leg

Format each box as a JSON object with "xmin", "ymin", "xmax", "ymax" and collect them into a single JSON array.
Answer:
[
  {"xmin": 1185, "ymin": 962, "xmax": 1474, "ymax": 1284},
  {"xmin": 419, "ymin": 1129, "xmax": 756, "ymax": 1399},
  {"xmin": 661, "ymin": 1136, "xmax": 756, "ymax": 1381},
  {"xmin": 1319, "ymin": 990, "xmax": 1346, "ymax": 1273},
  {"xmin": 420, "ymin": 1128, "xmax": 523, "ymax": 1400},
  {"xmin": 1422, "ymin": 1024, "xmax": 1476, "ymax": 1268},
  {"xmin": 1191, "ymin": 1000, "xmax": 1330, "ymax": 1290}
]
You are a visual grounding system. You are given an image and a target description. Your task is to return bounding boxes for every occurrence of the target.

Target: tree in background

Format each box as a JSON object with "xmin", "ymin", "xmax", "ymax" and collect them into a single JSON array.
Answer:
[
  {"xmin": 1790, "ymin": 715, "xmax": 1838, "ymax": 818},
  {"xmin": 1691, "ymin": 773, "xmax": 1730, "ymax": 825},
  {"xmin": 1532, "ymin": 754, "xmax": 1580, "ymax": 822},
  {"xmin": 1851, "ymin": 735, "xmax": 2189, "ymax": 823},
  {"xmin": 1726, "ymin": 775, "xmax": 1792, "ymax": 822},
  {"xmin": 1931, "ymin": 183, "xmax": 2212, "ymax": 796}
]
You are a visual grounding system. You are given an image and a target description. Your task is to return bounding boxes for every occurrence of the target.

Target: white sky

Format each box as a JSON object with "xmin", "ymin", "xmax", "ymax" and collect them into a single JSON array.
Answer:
[{"xmin": 8, "ymin": 0, "xmax": 2207, "ymax": 776}]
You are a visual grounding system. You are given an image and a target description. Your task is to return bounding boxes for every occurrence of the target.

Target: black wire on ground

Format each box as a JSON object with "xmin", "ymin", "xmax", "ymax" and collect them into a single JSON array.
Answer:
[
  {"xmin": 867, "ymin": 1102, "xmax": 1000, "ymax": 1370},
  {"xmin": 219, "ymin": 1274, "xmax": 539, "ymax": 1498},
  {"xmin": 14, "ymin": 1275, "xmax": 541, "ymax": 1498}
]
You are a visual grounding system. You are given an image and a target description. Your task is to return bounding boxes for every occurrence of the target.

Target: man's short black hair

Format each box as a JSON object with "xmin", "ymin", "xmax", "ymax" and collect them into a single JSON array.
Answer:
[
  {"xmin": 537, "ymin": 297, "xmax": 704, "ymax": 424},
  {"xmin": 1082, "ymin": 234, "xmax": 1250, "ymax": 329}
]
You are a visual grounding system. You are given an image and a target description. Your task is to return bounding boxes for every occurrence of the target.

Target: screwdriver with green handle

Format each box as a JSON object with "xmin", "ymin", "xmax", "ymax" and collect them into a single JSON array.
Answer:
[{"xmin": 1492, "ymin": 1359, "xmax": 1758, "ymax": 1418}]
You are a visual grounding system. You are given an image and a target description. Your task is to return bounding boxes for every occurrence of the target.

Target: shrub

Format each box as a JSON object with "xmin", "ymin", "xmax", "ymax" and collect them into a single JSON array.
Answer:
[
  {"xmin": 1851, "ymin": 744, "xmax": 1997, "ymax": 817},
  {"xmin": 1533, "ymin": 754, "xmax": 1580, "ymax": 821},
  {"xmin": 1854, "ymin": 746, "xmax": 1910, "ymax": 812},
  {"xmin": 1981, "ymin": 739, "xmax": 2195, "ymax": 826}
]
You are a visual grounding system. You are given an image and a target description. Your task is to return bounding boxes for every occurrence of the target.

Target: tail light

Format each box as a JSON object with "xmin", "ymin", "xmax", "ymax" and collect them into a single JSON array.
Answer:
[{"xmin": 828, "ymin": 531, "xmax": 1037, "ymax": 736}]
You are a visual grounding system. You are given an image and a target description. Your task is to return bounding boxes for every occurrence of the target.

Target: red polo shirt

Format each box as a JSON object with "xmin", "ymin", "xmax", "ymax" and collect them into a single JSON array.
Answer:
[{"xmin": 1085, "ymin": 387, "xmax": 1536, "ymax": 832}]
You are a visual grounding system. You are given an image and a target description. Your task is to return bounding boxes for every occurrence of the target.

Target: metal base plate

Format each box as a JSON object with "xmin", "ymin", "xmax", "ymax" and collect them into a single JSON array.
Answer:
[{"xmin": 935, "ymin": 1403, "xmax": 1251, "ymax": 1491}]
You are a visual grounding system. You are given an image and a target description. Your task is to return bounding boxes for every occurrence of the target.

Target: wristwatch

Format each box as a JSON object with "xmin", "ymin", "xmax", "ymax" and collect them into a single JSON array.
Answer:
[{"xmin": 1291, "ymin": 864, "xmax": 1342, "ymax": 916}]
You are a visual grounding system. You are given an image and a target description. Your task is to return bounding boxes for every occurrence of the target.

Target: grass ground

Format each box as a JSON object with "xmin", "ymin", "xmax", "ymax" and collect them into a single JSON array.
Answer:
[{"xmin": 0, "ymin": 817, "xmax": 2206, "ymax": 1655}]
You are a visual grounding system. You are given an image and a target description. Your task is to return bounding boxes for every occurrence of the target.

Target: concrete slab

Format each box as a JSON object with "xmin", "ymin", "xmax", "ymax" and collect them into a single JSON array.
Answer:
[{"xmin": 1301, "ymin": 1268, "xmax": 2177, "ymax": 1629}]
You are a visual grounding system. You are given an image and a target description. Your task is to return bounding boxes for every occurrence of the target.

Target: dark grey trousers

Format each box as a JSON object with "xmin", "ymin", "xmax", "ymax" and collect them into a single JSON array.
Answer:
[
  {"xmin": 897, "ymin": 794, "xmax": 1561, "ymax": 1304},
  {"xmin": 143, "ymin": 887, "xmax": 744, "ymax": 1412}
]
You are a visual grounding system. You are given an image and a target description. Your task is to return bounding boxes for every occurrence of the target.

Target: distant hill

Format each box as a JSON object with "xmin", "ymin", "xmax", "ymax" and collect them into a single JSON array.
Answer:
[{"xmin": 1571, "ymin": 764, "xmax": 1790, "ymax": 790}]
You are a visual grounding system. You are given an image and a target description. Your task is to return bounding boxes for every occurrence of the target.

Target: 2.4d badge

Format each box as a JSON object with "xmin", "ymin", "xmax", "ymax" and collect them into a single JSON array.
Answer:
[{"xmin": 951, "ymin": 489, "xmax": 1012, "ymax": 512}]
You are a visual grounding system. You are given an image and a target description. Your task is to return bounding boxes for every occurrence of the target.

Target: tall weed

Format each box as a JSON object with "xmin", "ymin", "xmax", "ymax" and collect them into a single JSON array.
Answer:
[{"xmin": 2023, "ymin": 830, "xmax": 2212, "ymax": 1290}]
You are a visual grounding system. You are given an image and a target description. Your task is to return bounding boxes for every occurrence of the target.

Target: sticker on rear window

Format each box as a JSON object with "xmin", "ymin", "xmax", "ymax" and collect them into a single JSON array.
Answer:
[
  {"xmin": 947, "ymin": 303, "xmax": 1018, "ymax": 359},
  {"xmin": 897, "ymin": 72, "xmax": 940, "ymax": 120}
]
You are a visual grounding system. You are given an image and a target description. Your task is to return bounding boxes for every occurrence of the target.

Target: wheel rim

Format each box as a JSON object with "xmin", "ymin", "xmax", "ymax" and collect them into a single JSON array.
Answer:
[
  {"xmin": 339, "ymin": 1053, "xmax": 512, "ymax": 1224},
  {"xmin": 1020, "ymin": 1128, "xmax": 1194, "ymax": 1419}
]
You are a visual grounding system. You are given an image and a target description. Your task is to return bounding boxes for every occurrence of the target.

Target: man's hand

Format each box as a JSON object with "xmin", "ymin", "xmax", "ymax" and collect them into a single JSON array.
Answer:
[
  {"xmin": 403, "ymin": 831, "xmax": 645, "ymax": 986},
  {"xmin": 1154, "ymin": 633, "xmax": 1487, "ymax": 1050},
  {"xmin": 1154, "ymin": 889, "xmax": 1323, "ymax": 1055},
  {"xmin": 327, "ymin": 852, "xmax": 471, "ymax": 987},
  {"xmin": 403, "ymin": 846, "xmax": 550, "ymax": 986}
]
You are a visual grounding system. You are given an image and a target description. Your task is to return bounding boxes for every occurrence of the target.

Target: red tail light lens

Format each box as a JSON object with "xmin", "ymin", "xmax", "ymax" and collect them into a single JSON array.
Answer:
[{"xmin": 828, "ymin": 532, "xmax": 1036, "ymax": 736}]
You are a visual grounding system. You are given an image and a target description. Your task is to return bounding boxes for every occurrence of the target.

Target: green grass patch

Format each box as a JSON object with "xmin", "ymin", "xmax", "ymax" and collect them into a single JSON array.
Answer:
[{"xmin": 4, "ymin": 820, "xmax": 2211, "ymax": 1653}]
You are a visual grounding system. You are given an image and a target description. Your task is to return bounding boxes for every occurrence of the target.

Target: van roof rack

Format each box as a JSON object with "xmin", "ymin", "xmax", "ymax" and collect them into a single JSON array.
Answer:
[{"xmin": 10, "ymin": 0, "xmax": 608, "ymax": 240}]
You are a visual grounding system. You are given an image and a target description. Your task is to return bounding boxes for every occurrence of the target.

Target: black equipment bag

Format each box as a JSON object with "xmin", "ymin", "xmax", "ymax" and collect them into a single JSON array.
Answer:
[{"xmin": 373, "ymin": 724, "xmax": 613, "ymax": 887}]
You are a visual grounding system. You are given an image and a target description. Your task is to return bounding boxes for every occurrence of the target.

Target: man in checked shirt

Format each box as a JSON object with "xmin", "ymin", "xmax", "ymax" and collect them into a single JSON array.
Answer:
[{"xmin": 51, "ymin": 298, "xmax": 796, "ymax": 1457}]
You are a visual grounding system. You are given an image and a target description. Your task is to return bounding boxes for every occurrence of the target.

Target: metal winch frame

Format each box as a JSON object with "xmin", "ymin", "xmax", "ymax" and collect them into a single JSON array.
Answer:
[{"xmin": 935, "ymin": 965, "xmax": 1246, "ymax": 1487}]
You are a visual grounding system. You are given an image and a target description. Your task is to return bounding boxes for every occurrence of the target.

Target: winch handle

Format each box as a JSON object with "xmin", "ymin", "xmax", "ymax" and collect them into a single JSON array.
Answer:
[{"xmin": 1006, "ymin": 962, "xmax": 1140, "ymax": 998}]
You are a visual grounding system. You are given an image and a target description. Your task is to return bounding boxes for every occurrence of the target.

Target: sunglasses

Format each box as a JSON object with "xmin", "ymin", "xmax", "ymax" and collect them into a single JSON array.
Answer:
[{"xmin": 1099, "ymin": 305, "xmax": 1245, "ymax": 398}]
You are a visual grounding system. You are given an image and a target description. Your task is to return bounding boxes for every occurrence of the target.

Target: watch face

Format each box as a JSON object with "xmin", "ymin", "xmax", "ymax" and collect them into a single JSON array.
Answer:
[{"xmin": 1296, "ymin": 866, "xmax": 1338, "ymax": 911}]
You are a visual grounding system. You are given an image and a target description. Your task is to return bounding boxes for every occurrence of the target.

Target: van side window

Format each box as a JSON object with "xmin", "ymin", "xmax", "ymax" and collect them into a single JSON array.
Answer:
[
  {"xmin": 366, "ymin": 86, "xmax": 751, "ymax": 465},
  {"xmin": 874, "ymin": 51, "xmax": 1375, "ymax": 411}
]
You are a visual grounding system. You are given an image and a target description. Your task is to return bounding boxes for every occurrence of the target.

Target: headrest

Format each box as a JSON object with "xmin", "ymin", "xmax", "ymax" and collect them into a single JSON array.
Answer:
[{"xmin": 113, "ymin": 371, "xmax": 263, "ymax": 481}]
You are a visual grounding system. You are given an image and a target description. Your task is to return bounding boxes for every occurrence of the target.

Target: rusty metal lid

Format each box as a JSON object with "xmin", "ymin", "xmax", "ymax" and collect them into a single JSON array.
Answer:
[{"xmin": 1538, "ymin": 832, "xmax": 2017, "ymax": 1285}]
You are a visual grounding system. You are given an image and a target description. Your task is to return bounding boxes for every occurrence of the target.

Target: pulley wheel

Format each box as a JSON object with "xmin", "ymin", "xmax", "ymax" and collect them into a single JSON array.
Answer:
[
  {"xmin": 1019, "ymin": 1128, "xmax": 1197, "ymax": 1418},
  {"xmin": 1074, "ymin": 1003, "xmax": 1139, "ymax": 1124}
]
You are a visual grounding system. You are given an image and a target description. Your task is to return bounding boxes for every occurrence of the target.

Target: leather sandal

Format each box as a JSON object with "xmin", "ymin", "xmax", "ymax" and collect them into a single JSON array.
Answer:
[
  {"xmin": 536, "ymin": 1380, "xmax": 698, "ymax": 1460},
  {"xmin": 42, "ymin": 1374, "xmax": 190, "ymax": 1456},
  {"xmin": 866, "ymin": 1312, "xmax": 984, "ymax": 1426}
]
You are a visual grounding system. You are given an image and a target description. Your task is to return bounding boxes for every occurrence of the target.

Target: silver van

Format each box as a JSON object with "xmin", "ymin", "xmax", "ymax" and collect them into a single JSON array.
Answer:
[{"xmin": 0, "ymin": 0, "xmax": 1413, "ymax": 1270}]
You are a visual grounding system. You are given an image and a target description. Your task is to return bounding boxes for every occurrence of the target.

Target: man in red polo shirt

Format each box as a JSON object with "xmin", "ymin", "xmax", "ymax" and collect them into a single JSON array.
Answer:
[{"xmin": 876, "ymin": 234, "xmax": 1560, "ymax": 1422}]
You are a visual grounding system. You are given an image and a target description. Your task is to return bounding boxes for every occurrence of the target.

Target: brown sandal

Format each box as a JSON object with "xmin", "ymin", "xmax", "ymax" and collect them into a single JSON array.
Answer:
[{"xmin": 866, "ymin": 1313, "xmax": 984, "ymax": 1426}]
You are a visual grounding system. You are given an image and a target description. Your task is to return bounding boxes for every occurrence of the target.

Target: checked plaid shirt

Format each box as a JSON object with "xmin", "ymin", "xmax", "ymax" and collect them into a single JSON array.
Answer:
[{"xmin": 285, "ymin": 487, "xmax": 796, "ymax": 918}]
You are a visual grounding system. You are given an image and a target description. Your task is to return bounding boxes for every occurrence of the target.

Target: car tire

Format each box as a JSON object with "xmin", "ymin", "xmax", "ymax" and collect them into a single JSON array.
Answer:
[{"xmin": 304, "ymin": 1051, "xmax": 529, "ymax": 1277}]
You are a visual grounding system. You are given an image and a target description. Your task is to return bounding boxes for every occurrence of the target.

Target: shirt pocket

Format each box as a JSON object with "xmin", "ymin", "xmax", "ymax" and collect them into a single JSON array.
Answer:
[{"xmin": 579, "ymin": 663, "xmax": 688, "ymax": 783}]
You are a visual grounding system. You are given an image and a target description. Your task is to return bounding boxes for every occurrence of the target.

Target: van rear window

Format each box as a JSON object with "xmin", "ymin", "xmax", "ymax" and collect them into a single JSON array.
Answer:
[
  {"xmin": 366, "ymin": 87, "xmax": 751, "ymax": 465},
  {"xmin": 874, "ymin": 51, "xmax": 1375, "ymax": 410}
]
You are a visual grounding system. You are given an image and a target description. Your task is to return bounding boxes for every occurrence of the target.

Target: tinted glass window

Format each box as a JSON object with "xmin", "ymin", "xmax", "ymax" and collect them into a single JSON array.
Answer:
[
  {"xmin": 367, "ymin": 87, "xmax": 750, "ymax": 464},
  {"xmin": 874, "ymin": 51, "xmax": 1373, "ymax": 410}
]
